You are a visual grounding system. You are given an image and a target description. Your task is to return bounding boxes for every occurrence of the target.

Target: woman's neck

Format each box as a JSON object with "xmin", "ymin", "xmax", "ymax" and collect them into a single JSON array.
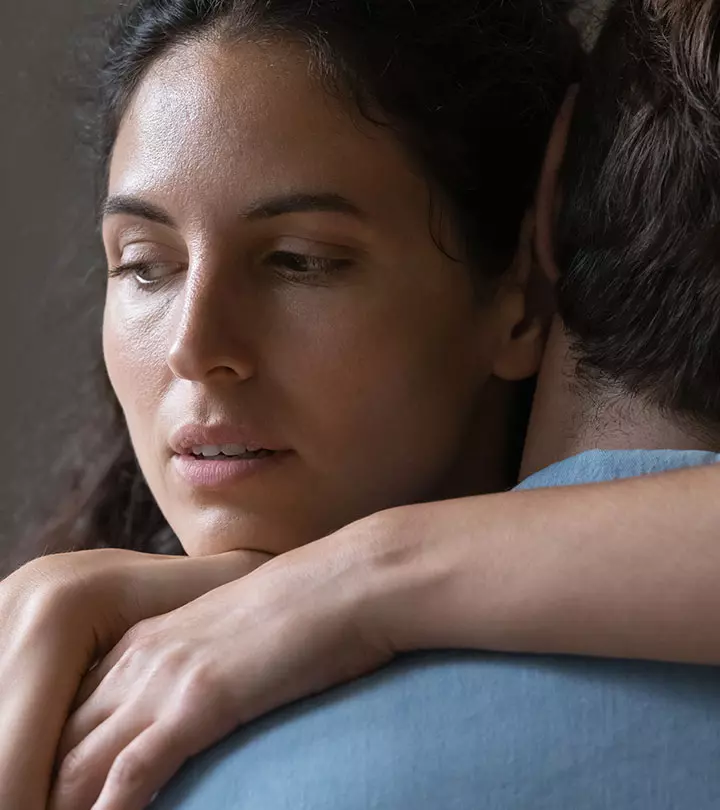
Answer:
[{"xmin": 432, "ymin": 376, "xmax": 525, "ymax": 500}]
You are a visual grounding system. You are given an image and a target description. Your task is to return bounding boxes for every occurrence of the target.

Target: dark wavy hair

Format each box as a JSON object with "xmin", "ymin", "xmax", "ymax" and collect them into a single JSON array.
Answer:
[{"xmin": 32, "ymin": 0, "xmax": 582, "ymax": 561}]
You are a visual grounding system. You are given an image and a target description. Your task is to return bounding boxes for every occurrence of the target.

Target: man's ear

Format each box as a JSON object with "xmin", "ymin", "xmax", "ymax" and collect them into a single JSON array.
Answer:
[{"xmin": 534, "ymin": 86, "xmax": 578, "ymax": 284}]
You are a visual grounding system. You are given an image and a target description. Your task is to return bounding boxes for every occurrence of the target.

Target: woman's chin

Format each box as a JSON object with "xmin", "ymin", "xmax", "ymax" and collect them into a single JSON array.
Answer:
[{"xmin": 168, "ymin": 506, "xmax": 331, "ymax": 557}]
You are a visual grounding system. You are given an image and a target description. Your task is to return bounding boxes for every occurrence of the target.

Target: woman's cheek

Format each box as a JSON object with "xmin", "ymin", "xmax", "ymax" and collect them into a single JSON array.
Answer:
[{"xmin": 103, "ymin": 291, "xmax": 172, "ymax": 414}]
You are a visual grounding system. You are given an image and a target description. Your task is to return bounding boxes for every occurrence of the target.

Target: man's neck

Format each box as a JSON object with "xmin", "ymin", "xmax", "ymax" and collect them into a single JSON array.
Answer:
[{"xmin": 521, "ymin": 318, "xmax": 715, "ymax": 480}]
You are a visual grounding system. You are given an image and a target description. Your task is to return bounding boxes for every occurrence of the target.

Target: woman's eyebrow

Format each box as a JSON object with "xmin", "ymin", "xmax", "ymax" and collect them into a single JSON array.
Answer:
[
  {"xmin": 100, "ymin": 192, "xmax": 366, "ymax": 226},
  {"xmin": 101, "ymin": 196, "xmax": 176, "ymax": 227},
  {"xmin": 243, "ymin": 193, "xmax": 366, "ymax": 221}
]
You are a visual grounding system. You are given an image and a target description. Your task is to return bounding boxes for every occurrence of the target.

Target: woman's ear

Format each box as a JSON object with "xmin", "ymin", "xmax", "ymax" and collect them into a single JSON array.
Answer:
[
  {"xmin": 490, "ymin": 211, "xmax": 548, "ymax": 382},
  {"xmin": 490, "ymin": 83, "xmax": 577, "ymax": 383},
  {"xmin": 487, "ymin": 86, "xmax": 578, "ymax": 383},
  {"xmin": 534, "ymin": 86, "xmax": 578, "ymax": 284}
]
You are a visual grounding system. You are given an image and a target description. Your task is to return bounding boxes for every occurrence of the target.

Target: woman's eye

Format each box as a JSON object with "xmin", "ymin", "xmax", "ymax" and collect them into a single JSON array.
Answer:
[
  {"xmin": 108, "ymin": 260, "xmax": 182, "ymax": 286},
  {"xmin": 265, "ymin": 250, "xmax": 353, "ymax": 278}
]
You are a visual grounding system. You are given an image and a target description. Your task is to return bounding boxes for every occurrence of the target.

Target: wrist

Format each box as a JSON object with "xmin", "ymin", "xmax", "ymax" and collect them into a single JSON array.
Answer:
[
  {"xmin": 1, "ymin": 558, "xmax": 101, "ymax": 665},
  {"xmin": 345, "ymin": 496, "xmax": 537, "ymax": 656},
  {"xmin": 340, "ymin": 504, "xmax": 462, "ymax": 654}
]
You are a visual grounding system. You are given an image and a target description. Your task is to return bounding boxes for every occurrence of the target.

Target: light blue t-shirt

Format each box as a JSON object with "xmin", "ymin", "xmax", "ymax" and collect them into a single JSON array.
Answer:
[
  {"xmin": 156, "ymin": 450, "xmax": 720, "ymax": 810},
  {"xmin": 516, "ymin": 448, "xmax": 720, "ymax": 489}
]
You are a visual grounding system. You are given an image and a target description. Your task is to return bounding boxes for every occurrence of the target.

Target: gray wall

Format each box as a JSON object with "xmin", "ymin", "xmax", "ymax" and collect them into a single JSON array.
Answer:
[{"xmin": 0, "ymin": 0, "xmax": 113, "ymax": 571}]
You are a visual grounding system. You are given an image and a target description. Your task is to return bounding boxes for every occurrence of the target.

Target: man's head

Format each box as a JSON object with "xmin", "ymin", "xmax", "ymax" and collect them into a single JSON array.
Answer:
[{"xmin": 552, "ymin": 0, "xmax": 720, "ymax": 435}]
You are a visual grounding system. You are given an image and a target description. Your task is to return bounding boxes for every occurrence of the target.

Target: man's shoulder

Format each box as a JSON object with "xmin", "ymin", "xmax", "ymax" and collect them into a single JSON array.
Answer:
[{"xmin": 516, "ymin": 449, "xmax": 720, "ymax": 491}]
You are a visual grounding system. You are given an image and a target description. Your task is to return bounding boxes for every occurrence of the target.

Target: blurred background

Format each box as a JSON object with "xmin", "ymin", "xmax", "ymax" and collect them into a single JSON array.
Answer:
[
  {"xmin": 0, "ymin": 0, "xmax": 609, "ymax": 574},
  {"xmin": 0, "ymin": 0, "xmax": 116, "ymax": 573}
]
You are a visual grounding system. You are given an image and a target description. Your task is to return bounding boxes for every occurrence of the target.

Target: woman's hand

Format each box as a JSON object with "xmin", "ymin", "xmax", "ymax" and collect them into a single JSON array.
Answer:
[
  {"xmin": 49, "ymin": 520, "xmax": 400, "ymax": 810},
  {"xmin": 0, "ymin": 547, "xmax": 270, "ymax": 810}
]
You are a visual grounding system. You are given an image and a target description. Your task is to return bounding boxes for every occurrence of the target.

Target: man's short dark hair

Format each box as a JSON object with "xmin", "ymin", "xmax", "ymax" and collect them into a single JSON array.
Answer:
[{"xmin": 556, "ymin": 0, "xmax": 720, "ymax": 430}]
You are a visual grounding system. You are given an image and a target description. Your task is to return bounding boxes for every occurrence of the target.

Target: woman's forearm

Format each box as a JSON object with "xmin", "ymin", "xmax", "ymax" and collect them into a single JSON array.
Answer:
[
  {"xmin": 364, "ymin": 464, "xmax": 720, "ymax": 665},
  {"xmin": 0, "ymin": 549, "xmax": 269, "ymax": 809},
  {"xmin": 0, "ymin": 590, "xmax": 92, "ymax": 810}
]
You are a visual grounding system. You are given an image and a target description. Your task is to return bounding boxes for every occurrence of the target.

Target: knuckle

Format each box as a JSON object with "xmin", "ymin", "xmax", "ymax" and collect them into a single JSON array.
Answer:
[
  {"xmin": 178, "ymin": 663, "xmax": 224, "ymax": 711},
  {"xmin": 110, "ymin": 748, "xmax": 149, "ymax": 789},
  {"xmin": 115, "ymin": 637, "xmax": 190, "ymax": 684},
  {"xmin": 121, "ymin": 622, "xmax": 144, "ymax": 648},
  {"xmin": 124, "ymin": 616, "xmax": 161, "ymax": 647},
  {"xmin": 118, "ymin": 641, "xmax": 152, "ymax": 674},
  {"xmin": 56, "ymin": 746, "xmax": 88, "ymax": 791},
  {"xmin": 123, "ymin": 623, "xmax": 161, "ymax": 655}
]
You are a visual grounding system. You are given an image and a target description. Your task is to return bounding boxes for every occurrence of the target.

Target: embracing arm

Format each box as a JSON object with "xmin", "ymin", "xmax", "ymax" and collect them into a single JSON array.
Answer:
[
  {"xmin": 0, "ymin": 573, "xmax": 93, "ymax": 810},
  {"xmin": 44, "ymin": 464, "xmax": 720, "ymax": 809},
  {"xmin": 367, "ymin": 463, "xmax": 720, "ymax": 664},
  {"xmin": 0, "ymin": 549, "xmax": 269, "ymax": 810}
]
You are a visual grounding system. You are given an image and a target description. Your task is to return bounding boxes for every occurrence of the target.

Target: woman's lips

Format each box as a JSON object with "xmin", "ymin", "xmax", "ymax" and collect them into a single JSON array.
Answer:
[
  {"xmin": 169, "ymin": 424, "xmax": 285, "ymax": 457},
  {"xmin": 172, "ymin": 450, "xmax": 291, "ymax": 488}
]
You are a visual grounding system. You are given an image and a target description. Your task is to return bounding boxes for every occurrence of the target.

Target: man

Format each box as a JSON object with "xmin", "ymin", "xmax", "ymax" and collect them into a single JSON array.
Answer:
[{"xmin": 523, "ymin": 0, "xmax": 720, "ymax": 480}]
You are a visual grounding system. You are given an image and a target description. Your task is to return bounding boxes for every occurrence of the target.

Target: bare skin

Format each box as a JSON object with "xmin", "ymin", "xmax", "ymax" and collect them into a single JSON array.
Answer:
[{"xmin": 0, "ymin": 549, "xmax": 268, "ymax": 810}]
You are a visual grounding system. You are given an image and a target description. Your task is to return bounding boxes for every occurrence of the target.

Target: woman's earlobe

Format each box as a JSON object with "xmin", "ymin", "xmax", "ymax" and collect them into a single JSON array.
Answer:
[
  {"xmin": 488, "ymin": 211, "xmax": 553, "ymax": 383},
  {"xmin": 488, "ymin": 288, "xmax": 547, "ymax": 382},
  {"xmin": 491, "ymin": 315, "xmax": 546, "ymax": 382}
]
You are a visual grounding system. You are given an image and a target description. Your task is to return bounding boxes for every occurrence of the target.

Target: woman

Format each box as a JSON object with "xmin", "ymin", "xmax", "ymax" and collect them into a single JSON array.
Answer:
[
  {"xmin": 35, "ymin": 0, "xmax": 580, "ymax": 563},
  {"xmin": 2, "ymin": 1, "xmax": 720, "ymax": 809}
]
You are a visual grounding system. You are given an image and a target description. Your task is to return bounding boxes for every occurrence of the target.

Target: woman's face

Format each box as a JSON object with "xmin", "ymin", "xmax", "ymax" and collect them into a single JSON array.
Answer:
[{"xmin": 103, "ymin": 38, "xmax": 533, "ymax": 556}]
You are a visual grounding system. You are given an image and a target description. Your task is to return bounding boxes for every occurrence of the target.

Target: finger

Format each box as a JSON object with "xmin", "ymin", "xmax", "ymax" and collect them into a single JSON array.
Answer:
[
  {"xmin": 60, "ymin": 650, "xmax": 136, "ymax": 763},
  {"xmin": 78, "ymin": 550, "xmax": 271, "ymax": 710},
  {"xmin": 70, "ymin": 665, "xmax": 106, "ymax": 713},
  {"xmin": 90, "ymin": 721, "xmax": 196, "ymax": 810},
  {"xmin": 50, "ymin": 710, "xmax": 150, "ymax": 810},
  {"xmin": 71, "ymin": 645, "xmax": 126, "ymax": 713},
  {"xmin": 56, "ymin": 697, "xmax": 113, "ymax": 770},
  {"xmin": 91, "ymin": 551, "xmax": 273, "ymax": 663}
]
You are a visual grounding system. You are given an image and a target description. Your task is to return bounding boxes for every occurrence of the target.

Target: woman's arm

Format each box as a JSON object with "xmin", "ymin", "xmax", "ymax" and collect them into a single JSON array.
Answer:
[
  {"xmin": 0, "ymin": 549, "xmax": 269, "ymax": 810},
  {"xmin": 0, "ymin": 575, "xmax": 93, "ymax": 810},
  {"xmin": 46, "ymin": 463, "xmax": 719, "ymax": 809},
  {"xmin": 367, "ymin": 463, "xmax": 720, "ymax": 664}
]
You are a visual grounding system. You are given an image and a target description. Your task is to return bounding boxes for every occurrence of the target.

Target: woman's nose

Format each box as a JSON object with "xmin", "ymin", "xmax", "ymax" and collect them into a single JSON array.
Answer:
[{"xmin": 167, "ymin": 264, "xmax": 257, "ymax": 383}]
